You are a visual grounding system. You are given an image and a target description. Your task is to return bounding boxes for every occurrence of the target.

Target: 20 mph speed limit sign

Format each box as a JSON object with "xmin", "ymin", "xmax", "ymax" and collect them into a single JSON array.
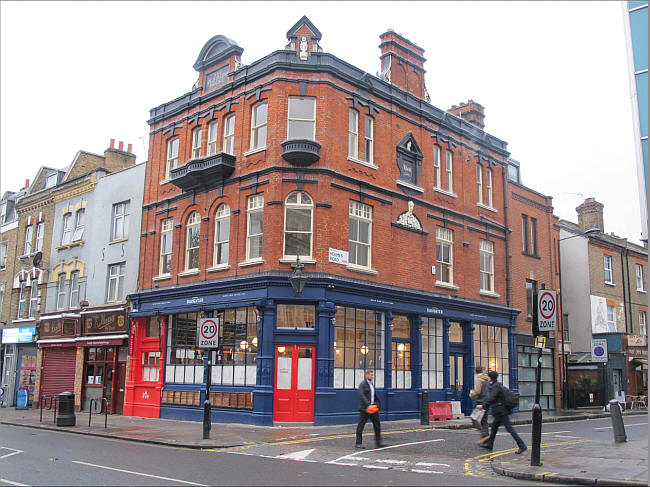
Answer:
[
  {"xmin": 537, "ymin": 290, "xmax": 557, "ymax": 331},
  {"xmin": 199, "ymin": 318, "xmax": 219, "ymax": 348}
]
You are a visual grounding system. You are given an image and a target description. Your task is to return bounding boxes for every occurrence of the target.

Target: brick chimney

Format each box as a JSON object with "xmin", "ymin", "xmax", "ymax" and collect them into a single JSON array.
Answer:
[
  {"xmin": 379, "ymin": 29, "xmax": 426, "ymax": 99},
  {"xmin": 447, "ymin": 100, "xmax": 485, "ymax": 130},
  {"xmin": 104, "ymin": 139, "xmax": 136, "ymax": 172},
  {"xmin": 576, "ymin": 197, "xmax": 604, "ymax": 232}
]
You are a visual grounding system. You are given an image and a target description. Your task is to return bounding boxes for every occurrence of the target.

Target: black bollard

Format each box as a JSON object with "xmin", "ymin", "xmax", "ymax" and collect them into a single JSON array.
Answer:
[
  {"xmin": 530, "ymin": 403, "xmax": 542, "ymax": 466},
  {"xmin": 609, "ymin": 400, "xmax": 627, "ymax": 443},
  {"xmin": 421, "ymin": 390, "xmax": 429, "ymax": 425},
  {"xmin": 202, "ymin": 399, "xmax": 211, "ymax": 439}
]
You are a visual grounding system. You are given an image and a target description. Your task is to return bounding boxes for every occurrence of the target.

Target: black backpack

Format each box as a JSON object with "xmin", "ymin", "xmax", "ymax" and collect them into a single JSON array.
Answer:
[{"xmin": 501, "ymin": 385, "xmax": 519, "ymax": 410}]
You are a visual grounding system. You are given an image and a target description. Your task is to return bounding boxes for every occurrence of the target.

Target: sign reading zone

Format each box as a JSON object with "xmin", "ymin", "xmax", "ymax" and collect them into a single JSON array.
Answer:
[
  {"xmin": 537, "ymin": 290, "xmax": 557, "ymax": 331},
  {"xmin": 199, "ymin": 318, "xmax": 219, "ymax": 348}
]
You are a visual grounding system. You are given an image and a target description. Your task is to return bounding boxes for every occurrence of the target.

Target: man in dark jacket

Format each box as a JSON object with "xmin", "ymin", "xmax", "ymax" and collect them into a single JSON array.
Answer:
[
  {"xmin": 356, "ymin": 370, "xmax": 385, "ymax": 449},
  {"xmin": 470, "ymin": 365, "xmax": 490, "ymax": 442},
  {"xmin": 478, "ymin": 370, "xmax": 527, "ymax": 454}
]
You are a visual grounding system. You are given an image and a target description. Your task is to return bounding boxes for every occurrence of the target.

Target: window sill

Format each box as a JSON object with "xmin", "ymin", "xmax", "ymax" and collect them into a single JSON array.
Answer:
[
  {"xmin": 244, "ymin": 147, "xmax": 267, "ymax": 156},
  {"xmin": 476, "ymin": 203, "xmax": 498, "ymax": 213},
  {"xmin": 109, "ymin": 238, "xmax": 128, "ymax": 245},
  {"xmin": 55, "ymin": 241, "xmax": 84, "ymax": 251},
  {"xmin": 160, "ymin": 179, "xmax": 171, "ymax": 186},
  {"xmin": 178, "ymin": 269, "xmax": 200, "ymax": 277},
  {"xmin": 12, "ymin": 318, "xmax": 36, "ymax": 324},
  {"xmin": 396, "ymin": 180, "xmax": 424, "ymax": 193},
  {"xmin": 206, "ymin": 264, "xmax": 231, "ymax": 272},
  {"xmin": 239, "ymin": 259, "xmax": 265, "ymax": 268},
  {"xmin": 435, "ymin": 281, "xmax": 459, "ymax": 290},
  {"xmin": 346, "ymin": 264, "xmax": 378, "ymax": 275},
  {"xmin": 636, "ymin": 289, "xmax": 646, "ymax": 294},
  {"xmin": 279, "ymin": 257, "xmax": 316, "ymax": 264},
  {"xmin": 152, "ymin": 274, "xmax": 172, "ymax": 282},
  {"xmin": 522, "ymin": 252, "xmax": 541, "ymax": 260},
  {"xmin": 480, "ymin": 290, "xmax": 501, "ymax": 298},
  {"xmin": 434, "ymin": 187, "xmax": 458, "ymax": 198},
  {"xmin": 605, "ymin": 281, "xmax": 616, "ymax": 287},
  {"xmin": 347, "ymin": 156, "xmax": 378, "ymax": 170}
]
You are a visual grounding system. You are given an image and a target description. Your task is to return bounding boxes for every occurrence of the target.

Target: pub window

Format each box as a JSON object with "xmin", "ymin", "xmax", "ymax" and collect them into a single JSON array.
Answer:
[
  {"xmin": 421, "ymin": 317, "xmax": 443, "ymax": 389},
  {"xmin": 333, "ymin": 306, "xmax": 384, "ymax": 389},
  {"xmin": 391, "ymin": 314, "xmax": 411, "ymax": 389},
  {"xmin": 62, "ymin": 318, "xmax": 76, "ymax": 336},
  {"xmin": 473, "ymin": 324, "xmax": 509, "ymax": 387},
  {"xmin": 276, "ymin": 304, "xmax": 315, "ymax": 329}
]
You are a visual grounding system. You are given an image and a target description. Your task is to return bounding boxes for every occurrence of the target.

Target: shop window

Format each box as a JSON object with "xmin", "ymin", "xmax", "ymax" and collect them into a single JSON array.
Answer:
[
  {"xmin": 283, "ymin": 191, "xmax": 313, "ymax": 259},
  {"xmin": 391, "ymin": 314, "xmax": 411, "ymax": 389},
  {"xmin": 276, "ymin": 304, "xmax": 315, "ymax": 329},
  {"xmin": 333, "ymin": 306, "xmax": 384, "ymax": 389},
  {"xmin": 142, "ymin": 352, "xmax": 160, "ymax": 381},
  {"xmin": 421, "ymin": 317, "xmax": 443, "ymax": 389},
  {"xmin": 473, "ymin": 324, "xmax": 509, "ymax": 388},
  {"xmin": 449, "ymin": 321, "xmax": 463, "ymax": 342}
]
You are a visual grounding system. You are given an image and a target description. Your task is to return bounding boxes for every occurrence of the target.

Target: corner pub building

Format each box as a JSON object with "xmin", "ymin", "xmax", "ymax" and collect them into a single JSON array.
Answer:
[{"xmin": 125, "ymin": 17, "xmax": 521, "ymax": 425}]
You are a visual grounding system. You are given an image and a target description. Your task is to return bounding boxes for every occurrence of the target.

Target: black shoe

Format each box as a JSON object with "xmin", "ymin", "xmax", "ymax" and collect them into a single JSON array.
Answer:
[
  {"xmin": 480, "ymin": 444, "xmax": 492, "ymax": 450},
  {"xmin": 515, "ymin": 446, "xmax": 527, "ymax": 454},
  {"xmin": 355, "ymin": 444, "xmax": 365, "ymax": 449}
]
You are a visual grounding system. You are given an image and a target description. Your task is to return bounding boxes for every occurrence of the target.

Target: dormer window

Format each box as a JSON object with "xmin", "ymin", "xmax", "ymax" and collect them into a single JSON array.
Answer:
[{"xmin": 45, "ymin": 173, "xmax": 57, "ymax": 188}]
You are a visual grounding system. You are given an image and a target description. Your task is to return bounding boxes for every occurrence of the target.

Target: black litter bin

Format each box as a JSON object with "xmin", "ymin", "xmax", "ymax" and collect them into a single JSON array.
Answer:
[{"xmin": 56, "ymin": 392, "xmax": 75, "ymax": 426}]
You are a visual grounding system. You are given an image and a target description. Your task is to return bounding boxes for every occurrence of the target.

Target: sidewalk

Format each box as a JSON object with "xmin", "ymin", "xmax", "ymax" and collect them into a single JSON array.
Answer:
[{"xmin": 1, "ymin": 406, "xmax": 647, "ymax": 485}]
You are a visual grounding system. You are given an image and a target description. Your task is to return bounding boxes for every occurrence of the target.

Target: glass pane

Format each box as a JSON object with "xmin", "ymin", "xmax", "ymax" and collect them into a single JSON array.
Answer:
[
  {"xmin": 285, "ymin": 233, "xmax": 310, "ymax": 257},
  {"xmin": 288, "ymin": 120, "xmax": 314, "ymax": 139},
  {"xmin": 359, "ymin": 221, "xmax": 370, "ymax": 243},
  {"xmin": 285, "ymin": 208, "xmax": 311, "ymax": 232},
  {"xmin": 297, "ymin": 348, "xmax": 312, "ymax": 390},
  {"xmin": 449, "ymin": 322, "xmax": 463, "ymax": 342},
  {"xmin": 289, "ymin": 98, "xmax": 315, "ymax": 119},
  {"xmin": 276, "ymin": 305, "xmax": 315, "ymax": 328},
  {"xmin": 276, "ymin": 347, "xmax": 292, "ymax": 389},
  {"xmin": 250, "ymin": 213, "xmax": 263, "ymax": 234}
]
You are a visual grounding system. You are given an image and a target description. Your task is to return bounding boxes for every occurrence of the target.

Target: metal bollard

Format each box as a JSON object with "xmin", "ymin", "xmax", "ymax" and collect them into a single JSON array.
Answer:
[
  {"xmin": 609, "ymin": 400, "xmax": 627, "ymax": 443},
  {"xmin": 530, "ymin": 403, "xmax": 543, "ymax": 466},
  {"xmin": 421, "ymin": 390, "xmax": 429, "ymax": 425}
]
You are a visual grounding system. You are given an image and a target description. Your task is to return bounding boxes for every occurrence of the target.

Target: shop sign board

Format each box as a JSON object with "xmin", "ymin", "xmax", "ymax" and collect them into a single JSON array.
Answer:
[
  {"xmin": 84, "ymin": 311, "xmax": 127, "ymax": 334},
  {"xmin": 537, "ymin": 290, "xmax": 557, "ymax": 331},
  {"xmin": 591, "ymin": 339, "xmax": 608, "ymax": 362},
  {"xmin": 628, "ymin": 335, "xmax": 647, "ymax": 347},
  {"xmin": 628, "ymin": 348, "xmax": 648, "ymax": 358},
  {"xmin": 1, "ymin": 327, "xmax": 36, "ymax": 344},
  {"xmin": 198, "ymin": 318, "xmax": 219, "ymax": 348}
]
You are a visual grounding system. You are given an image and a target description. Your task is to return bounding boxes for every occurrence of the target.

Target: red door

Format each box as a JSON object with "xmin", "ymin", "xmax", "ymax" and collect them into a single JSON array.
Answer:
[{"xmin": 273, "ymin": 345, "xmax": 315, "ymax": 422}]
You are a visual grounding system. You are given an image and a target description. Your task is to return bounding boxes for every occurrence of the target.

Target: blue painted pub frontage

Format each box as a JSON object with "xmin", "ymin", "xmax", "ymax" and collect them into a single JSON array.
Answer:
[{"xmin": 129, "ymin": 272, "xmax": 519, "ymax": 425}]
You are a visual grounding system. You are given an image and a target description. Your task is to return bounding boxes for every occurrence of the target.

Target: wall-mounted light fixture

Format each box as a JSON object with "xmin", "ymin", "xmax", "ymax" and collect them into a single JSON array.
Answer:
[{"xmin": 289, "ymin": 256, "xmax": 308, "ymax": 294}]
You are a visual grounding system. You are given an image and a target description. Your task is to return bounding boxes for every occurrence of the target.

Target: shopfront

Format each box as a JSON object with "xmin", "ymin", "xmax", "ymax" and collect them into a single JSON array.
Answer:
[
  {"xmin": 1, "ymin": 327, "xmax": 37, "ymax": 407},
  {"xmin": 127, "ymin": 274, "xmax": 518, "ymax": 425},
  {"xmin": 626, "ymin": 335, "xmax": 648, "ymax": 396}
]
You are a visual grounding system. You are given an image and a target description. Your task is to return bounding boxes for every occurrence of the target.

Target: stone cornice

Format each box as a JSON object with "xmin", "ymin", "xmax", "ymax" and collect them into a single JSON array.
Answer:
[{"xmin": 52, "ymin": 179, "xmax": 97, "ymax": 203}]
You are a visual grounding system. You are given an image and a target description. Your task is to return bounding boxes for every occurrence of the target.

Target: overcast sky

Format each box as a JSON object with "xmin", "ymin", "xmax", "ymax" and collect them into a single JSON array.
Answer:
[{"xmin": 1, "ymin": 1, "xmax": 644, "ymax": 244}]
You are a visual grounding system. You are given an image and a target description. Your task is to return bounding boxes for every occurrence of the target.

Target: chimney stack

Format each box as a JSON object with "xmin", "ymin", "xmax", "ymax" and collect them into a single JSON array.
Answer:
[
  {"xmin": 110, "ymin": 138, "xmax": 115, "ymax": 149},
  {"xmin": 379, "ymin": 30, "xmax": 426, "ymax": 99},
  {"xmin": 447, "ymin": 100, "xmax": 485, "ymax": 130},
  {"xmin": 127, "ymin": 143, "xmax": 132, "ymax": 153},
  {"xmin": 576, "ymin": 197, "xmax": 604, "ymax": 232},
  {"xmin": 118, "ymin": 140, "xmax": 124, "ymax": 151},
  {"xmin": 24, "ymin": 179, "xmax": 30, "ymax": 189}
]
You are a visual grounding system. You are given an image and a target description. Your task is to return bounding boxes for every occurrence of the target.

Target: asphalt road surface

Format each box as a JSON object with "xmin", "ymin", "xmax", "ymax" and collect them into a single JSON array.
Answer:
[{"xmin": 1, "ymin": 416, "xmax": 647, "ymax": 486}]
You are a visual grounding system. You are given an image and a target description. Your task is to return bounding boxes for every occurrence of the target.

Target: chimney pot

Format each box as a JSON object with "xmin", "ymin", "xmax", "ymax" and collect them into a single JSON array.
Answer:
[
  {"xmin": 25, "ymin": 179, "xmax": 30, "ymax": 189},
  {"xmin": 127, "ymin": 143, "xmax": 132, "ymax": 153},
  {"xmin": 110, "ymin": 138, "xmax": 115, "ymax": 149},
  {"xmin": 118, "ymin": 141, "xmax": 124, "ymax": 151}
]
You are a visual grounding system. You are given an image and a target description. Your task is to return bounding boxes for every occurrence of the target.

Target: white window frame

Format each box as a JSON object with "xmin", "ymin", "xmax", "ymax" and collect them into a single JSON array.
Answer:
[
  {"xmin": 166, "ymin": 137, "xmax": 179, "ymax": 180},
  {"xmin": 287, "ymin": 96, "xmax": 316, "ymax": 140},
  {"xmin": 35, "ymin": 221, "xmax": 44, "ymax": 252},
  {"xmin": 207, "ymin": 120, "xmax": 219, "ymax": 155},
  {"xmin": 61, "ymin": 213, "xmax": 72, "ymax": 245},
  {"xmin": 607, "ymin": 304, "xmax": 616, "ymax": 330},
  {"xmin": 112, "ymin": 201, "xmax": 130, "ymax": 241},
  {"xmin": 18, "ymin": 281, "xmax": 27, "ymax": 318},
  {"xmin": 107, "ymin": 263, "xmax": 125, "ymax": 303},
  {"xmin": 28, "ymin": 280, "xmax": 38, "ymax": 318},
  {"xmin": 348, "ymin": 109, "xmax": 358, "ymax": 158},
  {"xmin": 348, "ymin": 201, "xmax": 372, "ymax": 268},
  {"xmin": 433, "ymin": 146, "xmax": 441, "ymax": 189},
  {"xmin": 56, "ymin": 274, "xmax": 67, "ymax": 311},
  {"xmin": 364, "ymin": 116, "xmax": 374, "ymax": 164},
  {"xmin": 639, "ymin": 310, "xmax": 647, "ymax": 336},
  {"xmin": 476, "ymin": 165, "xmax": 483, "ymax": 204},
  {"xmin": 0, "ymin": 241, "xmax": 7, "ymax": 269},
  {"xmin": 191, "ymin": 127, "xmax": 202, "ymax": 159},
  {"xmin": 250, "ymin": 101, "xmax": 268, "ymax": 151},
  {"xmin": 24, "ymin": 225, "xmax": 33, "ymax": 255},
  {"xmin": 486, "ymin": 168, "xmax": 493, "ymax": 207},
  {"xmin": 159, "ymin": 218, "xmax": 173, "ymax": 276},
  {"xmin": 436, "ymin": 227, "xmax": 453, "ymax": 285},
  {"xmin": 223, "ymin": 114, "xmax": 235, "ymax": 155},
  {"xmin": 142, "ymin": 351, "xmax": 160, "ymax": 382},
  {"xmin": 213, "ymin": 204, "xmax": 230, "ymax": 267},
  {"xmin": 46, "ymin": 173, "xmax": 57, "ymax": 188},
  {"xmin": 73, "ymin": 209, "xmax": 85, "ymax": 242},
  {"xmin": 69, "ymin": 271, "xmax": 80, "ymax": 309},
  {"xmin": 185, "ymin": 212, "xmax": 201, "ymax": 271},
  {"xmin": 636, "ymin": 264, "xmax": 645, "ymax": 291},
  {"xmin": 0, "ymin": 202, "xmax": 6, "ymax": 225},
  {"xmin": 246, "ymin": 194, "xmax": 264, "ymax": 261},
  {"xmin": 604, "ymin": 255, "xmax": 614, "ymax": 284},
  {"xmin": 445, "ymin": 150, "xmax": 453, "ymax": 192},
  {"xmin": 283, "ymin": 191, "xmax": 313, "ymax": 259},
  {"xmin": 480, "ymin": 240, "xmax": 495, "ymax": 292}
]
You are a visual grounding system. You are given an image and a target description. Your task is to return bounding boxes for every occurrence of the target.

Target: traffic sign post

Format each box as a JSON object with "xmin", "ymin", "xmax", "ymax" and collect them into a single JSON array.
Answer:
[{"xmin": 198, "ymin": 318, "xmax": 220, "ymax": 439}]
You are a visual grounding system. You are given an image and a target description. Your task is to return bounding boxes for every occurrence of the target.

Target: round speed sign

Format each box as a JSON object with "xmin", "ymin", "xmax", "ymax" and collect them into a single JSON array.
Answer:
[{"xmin": 199, "ymin": 318, "xmax": 219, "ymax": 348}]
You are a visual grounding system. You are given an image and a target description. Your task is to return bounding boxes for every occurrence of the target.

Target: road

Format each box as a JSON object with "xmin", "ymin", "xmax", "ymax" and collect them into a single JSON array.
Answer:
[{"xmin": 0, "ymin": 416, "xmax": 647, "ymax": 486}]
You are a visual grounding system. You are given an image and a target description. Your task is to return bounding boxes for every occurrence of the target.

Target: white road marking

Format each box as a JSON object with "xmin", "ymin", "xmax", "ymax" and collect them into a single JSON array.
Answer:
[
  {"xmin": 71, "ymin": 461, "xmax": 207, "ymax": 486},
  {"xmin": 0, "ymin": 479, "xmax": 29, "ymax": 487},
  {"xmin": 376, "ymin": 459, "xmax": 407, "ymax": 464},
  {"xmin": 594, "ymin": 423, "xmax": 647, "ymax": 430},
  {"xmin": 542, "ymin": 430, "xmax": 570, "ymax": 435},
  {"xmin": 330, "ymin": 462, "xmax": 358, "ymax": 466},
  {"xmin": 411, "ymin": 469, "xmax": 444, "ymax": 474},
  {"xmin": 275, "ymin": 449, "xmax": 314, "ymax": 460},
  {"xmin": 553, "ymin": 435, "xmax": 580, "ymax": 439},
  {"xmin": 415, "ymin": 461, "xmax": 450, "ymax": 467},
  {"xmin": 328, "ymin": 438, "xmax": 444, "ymax": 464},
  {"xmin": 363, "ymin": 465, "xmax": 389, "ymax": 470},
  {"xmin": 0, "ymin": 448, "xmax": 24, "ymax": 460}
]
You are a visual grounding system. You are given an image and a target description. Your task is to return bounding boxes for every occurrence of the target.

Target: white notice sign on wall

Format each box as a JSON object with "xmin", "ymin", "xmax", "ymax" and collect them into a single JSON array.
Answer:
[{"xmin": 329, "ymin": 248, "xmax": 349, "ymax": 265}]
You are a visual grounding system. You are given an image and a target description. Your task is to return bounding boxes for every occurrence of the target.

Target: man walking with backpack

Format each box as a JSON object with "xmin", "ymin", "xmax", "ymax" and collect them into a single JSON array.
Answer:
[{"xmin": 477, "ymin": 370, "xmax": 527, "ymax": 454}]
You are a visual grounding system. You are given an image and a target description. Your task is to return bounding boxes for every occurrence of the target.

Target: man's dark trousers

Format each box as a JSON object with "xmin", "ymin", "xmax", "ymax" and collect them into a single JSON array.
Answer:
[
  {"xmin": 484, "ymin": 413, "xmax": 525, "ymax": 450},
  {"xmin": 356, "ymin": 410, "xmax": 381, "ymax": 446}
]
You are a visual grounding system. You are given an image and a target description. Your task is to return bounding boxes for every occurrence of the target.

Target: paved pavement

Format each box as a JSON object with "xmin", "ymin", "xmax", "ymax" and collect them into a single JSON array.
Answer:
[{"xmin": 1, "ymin": 406, "xmax": 647, "ymax": 485}]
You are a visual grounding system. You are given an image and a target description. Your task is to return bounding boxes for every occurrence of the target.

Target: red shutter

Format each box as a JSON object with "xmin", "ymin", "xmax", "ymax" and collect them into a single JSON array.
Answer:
[{"xmin": 40, "ymin": 348, "xmax": 76, "ymax": 399}]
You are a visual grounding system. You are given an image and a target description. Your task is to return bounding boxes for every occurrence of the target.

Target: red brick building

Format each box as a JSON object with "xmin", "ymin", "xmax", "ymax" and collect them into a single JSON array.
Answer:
[{"xmin": 126, "ymin": 17, "xmax": 551, "ymax": 423}]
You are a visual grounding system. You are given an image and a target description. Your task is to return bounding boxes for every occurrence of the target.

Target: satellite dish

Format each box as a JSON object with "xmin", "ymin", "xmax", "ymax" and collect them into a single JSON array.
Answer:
[{"xmin": 32, "ymin": 251, "xmax": 42, "ymax": 268}]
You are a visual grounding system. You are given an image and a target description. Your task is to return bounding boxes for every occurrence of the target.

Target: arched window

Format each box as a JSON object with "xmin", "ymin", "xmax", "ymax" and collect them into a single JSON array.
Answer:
[
  {"xmin": 284, "ymin": 191, "xmax": 313, "ymax": 259},
  {"xmin": 185, "ymin": 212, "xmax": 201, "ymax": 271},
  {"xmin": 213, "ymin": 204, "xmax": 230, "ymax": 267}
]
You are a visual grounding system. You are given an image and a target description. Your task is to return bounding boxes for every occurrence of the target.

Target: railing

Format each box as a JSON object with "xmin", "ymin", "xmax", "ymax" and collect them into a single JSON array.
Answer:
[
  {"xmin": 39, "ymin": 395, "xmax": 58, "ymax": 423},
  {"xmin": 88, "ymin": 397, "xmax": 109, "ymax": 428}
]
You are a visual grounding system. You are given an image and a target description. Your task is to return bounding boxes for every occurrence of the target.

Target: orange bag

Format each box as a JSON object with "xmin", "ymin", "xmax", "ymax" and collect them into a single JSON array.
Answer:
[{"xmin": 367, "ymin": 404, "xmax": 379, "ymax": 414}]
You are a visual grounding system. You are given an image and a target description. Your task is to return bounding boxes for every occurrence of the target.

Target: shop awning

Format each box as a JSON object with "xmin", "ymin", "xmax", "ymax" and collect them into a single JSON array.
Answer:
[{"xmin": 76, "ymin": 334, "xmax": 129, "ymax": 347}]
